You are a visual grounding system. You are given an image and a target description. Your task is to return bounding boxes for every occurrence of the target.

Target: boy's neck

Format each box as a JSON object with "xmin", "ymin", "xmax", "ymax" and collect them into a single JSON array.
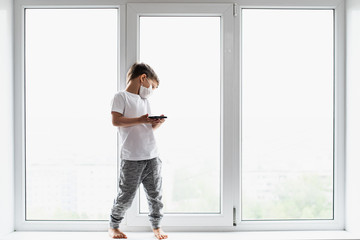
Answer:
[{"xmin": 125, "ymin": 81, "xmax": 140, "ymax": 95}]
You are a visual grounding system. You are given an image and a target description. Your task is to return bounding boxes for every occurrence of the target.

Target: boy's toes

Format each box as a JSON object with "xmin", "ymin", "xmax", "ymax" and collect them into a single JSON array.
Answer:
[{"xmin": 117, "ymin": 232, "xmax": 127, "ymax": 239}]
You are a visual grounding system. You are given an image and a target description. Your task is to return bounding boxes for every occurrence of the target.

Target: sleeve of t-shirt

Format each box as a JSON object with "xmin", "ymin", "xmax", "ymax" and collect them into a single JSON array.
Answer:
[{"xmin": 111, "ymin": 92, "xmax": 125, "ymax": 114}]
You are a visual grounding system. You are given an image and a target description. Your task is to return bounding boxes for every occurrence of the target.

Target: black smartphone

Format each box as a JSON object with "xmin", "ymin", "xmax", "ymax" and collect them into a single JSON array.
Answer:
[{"xmin": 148, "ymin": 116, "xmax": 167, "ymax": 119}]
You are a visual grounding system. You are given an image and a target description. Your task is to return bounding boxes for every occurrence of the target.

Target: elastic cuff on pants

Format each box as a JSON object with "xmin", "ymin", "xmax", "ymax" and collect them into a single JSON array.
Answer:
[
  {"xmin": 151, "ymin": 222, "xmax": 161, "ymax": 229},
  {"xmin": 109, "ymin": 222, "xmax": 120, "ymax": 229}
]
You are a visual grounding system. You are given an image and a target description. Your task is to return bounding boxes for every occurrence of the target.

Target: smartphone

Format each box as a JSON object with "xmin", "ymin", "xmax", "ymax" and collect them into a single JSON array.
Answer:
[{"xmin": 148, "ymin": 116, "xmax": 167, "ymax": 119}]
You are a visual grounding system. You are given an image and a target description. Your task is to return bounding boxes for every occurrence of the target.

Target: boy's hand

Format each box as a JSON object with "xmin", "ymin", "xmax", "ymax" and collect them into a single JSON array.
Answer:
[
  {"xmin": 138, "ymin": 113, "xmax": 159, "ymax": 124},
  {"xmin": 138, "ymin": 114, "xmax": 149, "ymax": 124},
  {"xmin": 153, "ymin": 114, "xmax": 166, "ymax": 124},
  {"xmin": 152, "ymin": 114, "xmax": 166, "ymax": 130}
]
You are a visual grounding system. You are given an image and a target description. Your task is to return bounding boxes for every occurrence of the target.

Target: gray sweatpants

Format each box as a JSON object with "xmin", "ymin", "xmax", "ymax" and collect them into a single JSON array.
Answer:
[{"xmin": 109, "ymin": 157, "xmax": 163, "ymax": 229}]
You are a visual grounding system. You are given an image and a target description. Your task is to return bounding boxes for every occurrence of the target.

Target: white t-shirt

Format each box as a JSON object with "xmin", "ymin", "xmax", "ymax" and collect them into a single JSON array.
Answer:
[{"xmin": 111, "ymin": 90, "xmax": 159, "ymax": 160}]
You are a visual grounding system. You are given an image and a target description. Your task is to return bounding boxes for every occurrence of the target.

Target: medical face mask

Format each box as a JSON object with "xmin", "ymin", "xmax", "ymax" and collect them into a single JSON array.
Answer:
[{"xmin": 139, "ymin": 79, "xmax": 153, "ymax": 99}]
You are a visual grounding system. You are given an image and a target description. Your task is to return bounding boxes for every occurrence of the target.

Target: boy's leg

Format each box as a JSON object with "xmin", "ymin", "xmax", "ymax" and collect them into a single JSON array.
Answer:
[
  {"xmin": 110, "ymin": 160, "xmax": 146, "ymax": 228},
  {"xmin": 141, "ymin": 157, "xmax": 164, "ymax": 229}
]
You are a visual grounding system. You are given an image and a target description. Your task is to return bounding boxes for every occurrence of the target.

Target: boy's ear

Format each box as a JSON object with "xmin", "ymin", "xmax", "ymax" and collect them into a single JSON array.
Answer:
[{"xmin": 139, "ymin": 73, "xmax": 147, "ymax": 83}]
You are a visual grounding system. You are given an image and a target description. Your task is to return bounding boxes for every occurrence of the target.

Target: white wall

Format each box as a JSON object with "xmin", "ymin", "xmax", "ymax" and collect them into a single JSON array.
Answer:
[
  {"xmin": 0, "ymin": 0, "xmax": 14, "ymax": 237},
  {"xmin": 345, "ymin": 0, "xmax": 360, "ymax": 234}
]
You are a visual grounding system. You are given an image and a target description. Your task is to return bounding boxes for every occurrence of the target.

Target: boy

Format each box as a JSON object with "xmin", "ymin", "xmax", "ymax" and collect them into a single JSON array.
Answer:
[{"xmin": 108, "ymin": 63, "xmax": 168, "ymax": 239}]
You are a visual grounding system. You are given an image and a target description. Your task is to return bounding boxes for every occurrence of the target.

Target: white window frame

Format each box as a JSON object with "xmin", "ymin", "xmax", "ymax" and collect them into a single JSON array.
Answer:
[
  {"xmin": 125, "ymin": 3, "xmax": 236, "ymax": 227},
  {"xmin": 14, "ymin": 0, "xmax": 124, "ymax": 231},
  {"xmin": 14, "ymin": 0, "xmax": 345, "ymax": 232},
  {"xmin": 236, "ymin": 0, "xmax": 345, "ymax": 231}
]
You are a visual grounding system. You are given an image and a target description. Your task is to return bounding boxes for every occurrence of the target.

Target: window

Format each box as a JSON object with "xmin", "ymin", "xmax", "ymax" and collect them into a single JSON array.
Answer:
[
  {"xmin": 24, "ymin": 9, "xmax": 117, "ymax": 220},
  {"xmin": 139, "ymin": 16, "xmax": 221, "ymax": 214},
  {"xmin": 125, "ymin": 3, "xmax": 234, "ymax": 227},
  {"xmin": 241, "ymin": 9, "xmax": 334, "ymax": 221},
  {"xmin": 15, "ymin": 0, "xmax": 345, "ymax": 231}
]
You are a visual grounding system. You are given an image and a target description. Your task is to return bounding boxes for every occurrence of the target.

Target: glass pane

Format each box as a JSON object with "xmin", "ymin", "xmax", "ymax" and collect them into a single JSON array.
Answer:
[
  {"xmin": 241, "ymin": 9, "xmax": 334, "ymax": 220},
  {"xmin": 25, "ymin": 9, "xmax": 117, "ymax": 220},
  {"xmin": 139, "ymin": 17, "xmax": 221, "ymax": 213}
]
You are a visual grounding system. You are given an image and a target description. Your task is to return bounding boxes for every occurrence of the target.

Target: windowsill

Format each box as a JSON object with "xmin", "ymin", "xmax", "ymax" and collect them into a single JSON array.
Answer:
[{"xmin": 2, "ymin": 231, "xmax": 360, "ymax": 240}]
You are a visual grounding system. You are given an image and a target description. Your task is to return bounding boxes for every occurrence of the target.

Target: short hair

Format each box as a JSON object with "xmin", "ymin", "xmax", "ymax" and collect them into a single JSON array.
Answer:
[{"xmin": 126, "ymin": 62, "xmax": 159, "ymax": 86}]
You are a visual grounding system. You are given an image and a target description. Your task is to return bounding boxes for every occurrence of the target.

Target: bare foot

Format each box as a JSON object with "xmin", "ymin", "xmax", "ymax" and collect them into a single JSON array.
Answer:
[
  {"xmin": 153, "ymin": 228, "xmax": 168, "ymax": 239},
  {"xmin": 108, "ymin": 228, "xmax": 127, "ymax": 239}
]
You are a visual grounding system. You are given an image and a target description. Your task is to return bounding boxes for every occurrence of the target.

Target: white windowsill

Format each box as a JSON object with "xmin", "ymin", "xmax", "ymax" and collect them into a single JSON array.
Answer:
[{"xmin": 2, "ymin": 231, "xmax": 360, "ymax": 240}]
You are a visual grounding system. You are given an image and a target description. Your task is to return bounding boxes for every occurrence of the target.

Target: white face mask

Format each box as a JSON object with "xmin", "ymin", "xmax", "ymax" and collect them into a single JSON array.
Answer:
[{"xmin": 139, "ymin": 79, "xmax": 153, "ymax": 99}]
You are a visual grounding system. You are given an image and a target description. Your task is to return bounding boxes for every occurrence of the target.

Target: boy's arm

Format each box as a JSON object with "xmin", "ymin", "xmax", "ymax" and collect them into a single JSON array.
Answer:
[{"xmin": 112, "ymin": 112, "xmax": 153, "ymax": 127}]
